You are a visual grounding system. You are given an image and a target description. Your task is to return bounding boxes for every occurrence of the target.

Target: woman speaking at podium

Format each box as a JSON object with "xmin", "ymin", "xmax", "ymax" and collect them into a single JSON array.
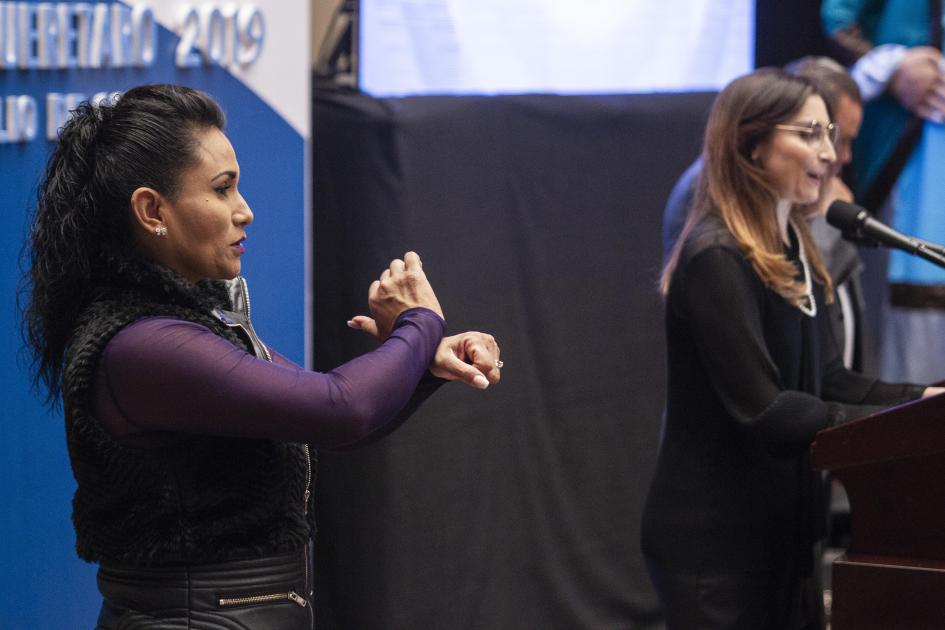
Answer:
[
  {"xmin": 22, "ymin": 84, "xmax": 501, "ymax": 629},
  {"xmin": 642, "ymin": 69, "xmax": 943, "ymax": 629}
]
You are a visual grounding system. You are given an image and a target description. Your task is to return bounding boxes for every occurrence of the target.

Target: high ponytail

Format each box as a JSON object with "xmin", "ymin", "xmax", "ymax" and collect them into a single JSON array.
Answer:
[{"xmin": 22, "ymin": 85, "xmax": 226, "ymax": 403}]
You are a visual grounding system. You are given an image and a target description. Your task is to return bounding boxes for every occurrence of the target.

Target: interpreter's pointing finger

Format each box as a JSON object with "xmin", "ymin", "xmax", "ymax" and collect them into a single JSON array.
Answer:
[{"xmin": 347, "ymin": 315, "xmax": 380, "ymax": 338}]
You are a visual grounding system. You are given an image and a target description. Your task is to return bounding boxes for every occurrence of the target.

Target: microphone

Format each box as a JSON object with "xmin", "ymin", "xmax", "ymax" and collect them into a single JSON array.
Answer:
[{"xmin": 826, "ymin": 200, "xmax": 945, "ymax": 269}]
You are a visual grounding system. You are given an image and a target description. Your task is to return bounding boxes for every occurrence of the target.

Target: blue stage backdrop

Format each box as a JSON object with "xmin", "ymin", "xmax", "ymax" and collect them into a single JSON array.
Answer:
[{"xmin": 0, "ymin": 2, "xmax": 309, "ymax": 627}]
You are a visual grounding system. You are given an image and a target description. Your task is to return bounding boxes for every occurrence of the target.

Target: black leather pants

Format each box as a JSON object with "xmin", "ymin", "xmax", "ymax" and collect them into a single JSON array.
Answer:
[{"xmin": 94, "ymin": 546, "xmax": 314, "ymax": 630}]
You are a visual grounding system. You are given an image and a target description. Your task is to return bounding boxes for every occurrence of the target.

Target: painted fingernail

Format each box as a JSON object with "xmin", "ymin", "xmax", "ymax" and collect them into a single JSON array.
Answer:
[{"xmin": 473, "ymin": 375, "xmax": 489, "ymax": 389}]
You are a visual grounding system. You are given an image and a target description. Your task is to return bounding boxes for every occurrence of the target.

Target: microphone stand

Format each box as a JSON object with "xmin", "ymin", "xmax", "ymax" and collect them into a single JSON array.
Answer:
[
  {"xmin": 916, "ymin": 238, "xmax": 945, "ymax": 257},
  {"xmin": 912, "ymin": 242, "xmax": 945, "ymax": 269},
  {"xmin": 842, "ymin": 230, "xmax": 945, "ymax": 269}
]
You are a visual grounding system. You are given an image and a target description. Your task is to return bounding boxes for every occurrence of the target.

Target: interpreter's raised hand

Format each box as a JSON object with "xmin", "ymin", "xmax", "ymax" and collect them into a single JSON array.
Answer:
[
  {"xmin": 350, "ymin": 252, "xmax": 443, "ymax": 341},
  {"xmin": 890, "ymin": 47, "xmax": 945, "ymax": 121},
  {"xmin": 430, "ymin": 332, "xmax": 502, "ymax": 390}
]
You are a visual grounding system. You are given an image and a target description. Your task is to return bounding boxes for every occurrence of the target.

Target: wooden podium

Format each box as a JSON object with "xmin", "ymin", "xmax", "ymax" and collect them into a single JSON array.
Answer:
[{"xmin": 812, "ymin": 392, "xmax": 945, "ymax": 629}]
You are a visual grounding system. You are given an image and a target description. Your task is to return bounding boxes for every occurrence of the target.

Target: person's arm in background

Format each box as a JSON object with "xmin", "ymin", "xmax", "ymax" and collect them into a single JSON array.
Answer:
[
  {"xmin": 888, "ymin": 47, "xmax": 945, "ymax": 123},
  {"xmin": 822, "ymin": 0, "xmax": 875, "ymax": 63},
  {"xmin": 850, "ymin": 45, "xmax": 945, "ymax": 123},
  {"xmin": 823, "ymin": 0, "xmax": 945, "ymax": 120}
]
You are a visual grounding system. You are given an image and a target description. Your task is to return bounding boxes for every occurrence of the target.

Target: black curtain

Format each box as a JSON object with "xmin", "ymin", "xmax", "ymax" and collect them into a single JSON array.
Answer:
[
  {"xmin": 312, "ymin": 89, "xmax": 716, "ymax": 629},
  {"xmin": 755, "ymin": 0, "xmax": 831, "ymax": 67}
]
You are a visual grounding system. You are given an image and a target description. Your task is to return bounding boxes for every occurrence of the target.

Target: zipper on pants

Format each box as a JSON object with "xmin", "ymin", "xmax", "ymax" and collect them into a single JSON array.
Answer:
[{"xmin": 219, "ymin": 591, "xmax": 308, "ymax": 607}]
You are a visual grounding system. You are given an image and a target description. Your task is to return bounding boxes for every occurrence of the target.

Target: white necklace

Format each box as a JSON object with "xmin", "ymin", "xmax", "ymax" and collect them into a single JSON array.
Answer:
[{"xmin": 792, "ymin": 219, "xmax": 817, "ymax": 318}]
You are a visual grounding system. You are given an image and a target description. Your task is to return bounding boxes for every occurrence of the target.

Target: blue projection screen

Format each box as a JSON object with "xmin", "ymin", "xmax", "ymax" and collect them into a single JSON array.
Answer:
[{"xmin": 360, "ymin": 0, "xmax": 755, "ymax": 96}]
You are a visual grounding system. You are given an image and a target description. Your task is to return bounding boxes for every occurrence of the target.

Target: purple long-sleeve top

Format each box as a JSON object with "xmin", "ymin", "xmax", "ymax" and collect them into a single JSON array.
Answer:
[{"xmin": 91, "ymin": 307, "xmax": 446, "ymax": 450}]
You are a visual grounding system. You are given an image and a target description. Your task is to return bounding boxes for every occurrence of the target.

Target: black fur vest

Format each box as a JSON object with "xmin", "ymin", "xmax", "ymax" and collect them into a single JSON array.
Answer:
[{"xmin": 63, "ymin": 259, "xmax": 313, "ymax": 566}]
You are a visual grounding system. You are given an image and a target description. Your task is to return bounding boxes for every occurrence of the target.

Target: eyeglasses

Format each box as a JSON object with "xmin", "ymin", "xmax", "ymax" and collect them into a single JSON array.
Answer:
[{"xmin": 773, "ymin": 120, "xmax": 839, "ymax": 148}]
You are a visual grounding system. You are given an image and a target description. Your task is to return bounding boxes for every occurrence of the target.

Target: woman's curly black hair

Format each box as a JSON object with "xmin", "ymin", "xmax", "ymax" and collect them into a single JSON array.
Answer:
[{"xmin": 22, "ymin": 84, "xmax": 226, "ymax": 404}]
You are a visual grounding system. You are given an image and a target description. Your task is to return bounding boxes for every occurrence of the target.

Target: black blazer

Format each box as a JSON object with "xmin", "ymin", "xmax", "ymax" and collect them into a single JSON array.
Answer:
[{"xmin": 641, "ymin": 215, "xmax": 921, "ymax": 572}]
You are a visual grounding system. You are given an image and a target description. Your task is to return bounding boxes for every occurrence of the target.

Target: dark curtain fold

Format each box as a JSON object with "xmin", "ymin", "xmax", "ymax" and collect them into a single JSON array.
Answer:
[{"xmin": 312, "ymin": 89, "xmax": 716, "ymax": 629}]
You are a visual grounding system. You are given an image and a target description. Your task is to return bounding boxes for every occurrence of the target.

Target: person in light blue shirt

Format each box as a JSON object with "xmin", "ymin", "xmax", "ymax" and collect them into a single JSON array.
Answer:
[{"xmin": 823, "ymin": 0, "xmax": 945, "ymax": 383}]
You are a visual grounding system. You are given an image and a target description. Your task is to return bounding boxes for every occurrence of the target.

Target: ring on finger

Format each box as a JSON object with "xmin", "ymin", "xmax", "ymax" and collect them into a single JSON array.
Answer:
[{"xmin": 494, "ymin": 360, "xmax": 504, "ymax": 369}]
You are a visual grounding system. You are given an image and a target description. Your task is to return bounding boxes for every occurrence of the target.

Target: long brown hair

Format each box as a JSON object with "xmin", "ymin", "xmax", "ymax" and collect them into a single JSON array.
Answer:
[{"xmin": 660, "ymin": 69, "xmax": 834, "ymax": 306}]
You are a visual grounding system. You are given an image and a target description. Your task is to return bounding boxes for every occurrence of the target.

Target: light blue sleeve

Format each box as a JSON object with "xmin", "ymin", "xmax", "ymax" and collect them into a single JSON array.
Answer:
[{"xmin": 851, "ymin": 44, "xmax": 907, "ymax": 100}]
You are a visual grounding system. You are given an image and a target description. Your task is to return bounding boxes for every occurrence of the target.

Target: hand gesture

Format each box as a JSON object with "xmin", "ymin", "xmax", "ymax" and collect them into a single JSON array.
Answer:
[
  {"xmin": 890, "ymin": 47, "xmax": 945, "ymax": 123},
  {"xmin": 917, "ymin": 74, "xmax": 945, "ymax": 124},
  {"xmin": 430, "ymin": 332, "xmax": 502, "ymax": 389},
  {"xmin": 349, "ymin": 252, "xmax": 443, "ymax": 341}
]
